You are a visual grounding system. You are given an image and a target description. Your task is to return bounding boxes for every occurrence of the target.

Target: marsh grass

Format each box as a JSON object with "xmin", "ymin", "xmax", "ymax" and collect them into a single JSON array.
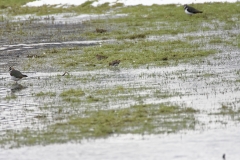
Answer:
[
  {"xmin": 35, "ymin": 91, "xmax": 56, "ymax": 97},
  {"xmin": 78, "ymin": 3, "xmax": 240, "ymax": 40},
  {"xmin": 210, "ymin": 105, "xmax": 240, "ymax": 116},
  {"xmin": 60, "ymin": 88, "xmax": 85, "ymax": 102},
  {"xmin": 3, "ymin": 1, "xmax": 123, "ymax": 16},
  {"xmin": 27, "ymin": 39, "xmax": 216, "ymax": 70},
  {"xmin": 0, "ymin": 0, "xmax": 33, "ymax": 9},
  {"xmin": 60, "ymin": 88, "xmax": 85, "ymax": 97},
  {"xmin": 0, "ymin": 103, "xmax": 198, "ymax": 148},
  {"xmin": 4, "ymin": 94, "xmax": 17, "ymax": 100},
  {"xmin": 207, "ymin": 104, "xmax": 240, "ymax": 124}
]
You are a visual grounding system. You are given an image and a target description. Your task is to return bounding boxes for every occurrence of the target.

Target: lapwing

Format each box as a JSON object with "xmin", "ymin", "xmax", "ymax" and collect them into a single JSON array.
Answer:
[
  {"xmin": 183, "ymin": 4, "xmax": 203, "ymax": 15},
  {"xmin": 9, "ymin": 67, "xmax": 28, "ymax": 82},
  {"xmin": 109, "ymin": 60, "xmax": 120, "ymax": 66}
]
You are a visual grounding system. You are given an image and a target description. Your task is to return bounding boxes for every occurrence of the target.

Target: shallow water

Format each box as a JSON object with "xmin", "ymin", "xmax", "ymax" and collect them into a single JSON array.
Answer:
[
  {"xmin": 0, "ymin": 40, "xmax": 110, "ymax": 52},
  {"xmin": 0, "ymin": 125, "xmax": 239, "ymax": 160},
  {"xmin": 13, "ymin": 13, "xmax": 127, "ymax": 24},
  {"xmin": 1, "ymin": 52, "xmax": 240, "ymax": 131}
]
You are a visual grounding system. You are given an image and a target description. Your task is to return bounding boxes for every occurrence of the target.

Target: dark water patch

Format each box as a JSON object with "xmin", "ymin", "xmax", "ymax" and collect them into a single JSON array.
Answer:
[{"xmin": 0, "ymin": 40, "xmax": 102, "ymax": 53}]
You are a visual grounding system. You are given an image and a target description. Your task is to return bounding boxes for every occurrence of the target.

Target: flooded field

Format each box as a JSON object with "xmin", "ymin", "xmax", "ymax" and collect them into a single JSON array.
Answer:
[
  {"xmin": 0, "ymin": 3, "xmax": 240, "ymax": 159},
  {"xmin": 1, "ymin": 126, "xmax": 240, "ymax": 160}
]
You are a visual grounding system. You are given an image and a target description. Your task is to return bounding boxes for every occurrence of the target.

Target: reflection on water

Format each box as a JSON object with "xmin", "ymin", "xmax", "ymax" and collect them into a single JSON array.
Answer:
[
  {"xmin": 10, "ymin": 83, "xmax": 27, "ymax": 93},
  {"xmin": 0, "ymin": 80, "xmax": 41, "ymax": 131},
  {"xmin": 109, "ymin": 66, "xmax": 121, "ymax": 72}
]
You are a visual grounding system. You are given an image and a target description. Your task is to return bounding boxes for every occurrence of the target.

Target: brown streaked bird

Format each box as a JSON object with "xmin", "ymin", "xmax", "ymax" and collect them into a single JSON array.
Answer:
[
  {"xmin": 9, "ymin": 67, "xmax": 28, "ymax": 82},
  {"xmin": 183, "ymin": 4, "xmax": 203, "ymax": 15},
  {"xmin": 96, "ymin": 28, "xmax": 107, "ymax": 33},
  {"xmin": 96, "ymin": 54, "xmax": 108, "ymax": 60},
  {"xmin": 109, "ymin": 60, "xmax": 120, "ymax": 66}
]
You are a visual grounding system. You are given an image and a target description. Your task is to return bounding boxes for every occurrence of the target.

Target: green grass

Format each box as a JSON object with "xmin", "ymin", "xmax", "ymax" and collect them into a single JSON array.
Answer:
[
  {"xmin": 78, "ymin": 2, "xmax": 240, "ymax": 39},
  {"xmin": 2, "ymin": 1, "xmax": 123, "ymax": 16},
  {"xmin": 60, "ymin": 88, "xmax": 85, "ymax": 97},
  {"xmin": 207, "ymin": 104, "xmax": 240, "ymax": 124},
  {"xmin": 237, "ymin": 34, "xmax": 240, "ymax": 48},
  {"xmin": 2, "ymin": 2, "xmax": 239, "ymax": 71},
  {"xmin": 0, "ymin": 0, "xmax": 34, "ymax": 8},
  {"xmin": 0, "ymin": 103, "xmax": 198, "ymax": 148},
  {"xmin": 27, "ymin": 39, "xmax": 215, "ymax": 70},
  {"xmin": 4, "ymin": 94, "xmax": 17, "ymax": 100},
  {"xmin": 83, "ymin": 40, "xmax": 214, "ymax": 67},
  {"xmin": 210, "ymin": 104, "xmax": 240, "ymax": 115},
  {"xmin": 60, "ymin": 88, "xmax": 85, "ymax": 102},
  {"xmin": 35, "ymin": 91, "xmax": 56, "ymax": 97},
  {"xmin": 17, "ymin": 2, "xmax": 237, "ymax": 71}
]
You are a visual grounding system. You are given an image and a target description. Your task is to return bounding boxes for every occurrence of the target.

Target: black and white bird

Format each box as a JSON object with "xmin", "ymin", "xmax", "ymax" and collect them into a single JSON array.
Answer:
[
  {"xmin": 183, "ymin": 4, "xmax": 203, "ymax": 15},
  {"xmin": 9, "ymin": 66, "xmax": 28, "ymax": 82}
]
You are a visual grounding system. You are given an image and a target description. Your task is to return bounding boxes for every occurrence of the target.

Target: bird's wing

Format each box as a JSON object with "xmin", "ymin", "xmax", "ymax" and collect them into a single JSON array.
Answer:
[
  {"xmin": 187, "ymin": 6, "xmax": 202, "ymax": 13},
  {"xmin": 10, "ymin": 70, "xmax": 24, "ymax": 78}
]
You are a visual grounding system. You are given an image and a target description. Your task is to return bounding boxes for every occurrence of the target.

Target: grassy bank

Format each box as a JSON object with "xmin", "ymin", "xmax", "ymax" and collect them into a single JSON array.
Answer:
[{"xmin": 0, "ymin": 0, "xmax": 34, "ymax": 8}]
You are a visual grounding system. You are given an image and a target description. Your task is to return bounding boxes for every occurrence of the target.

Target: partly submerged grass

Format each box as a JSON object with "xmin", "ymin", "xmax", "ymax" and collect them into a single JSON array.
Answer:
[
  {"xmin": 79, "ymin": 2, "xmax": 240, "ymax": 39},
  {"xmin": 35, "ymin": 91, "xmax": 56, "ymax": 97},
  {"xmin": 4, "ymin": 94, "xmax": 17, "ymax": 100},
  {"xmin": 1, "ymin": 2, "xmax": 239, "ymax": 39},
  {"xmin": 2, "ymin": 1, "xmax": 123, "ymax": 16},
  {"xmin": 60, "ymin": 88, "xmax": 85, "ymax": 97},
  {"xmin": 60, "ymin": 88, "xmax": 85, "ymax": 102},
  {"xmin": 210, "ymin": 104, "xmax": 240, "ymax": 116},
  {"xmin": 2, "ymin": 2, "xmax": 239, "ymax": 71},
  {"xmin": 0, "ymin": 103, "xmax": 198, "ymax": 148},
  {"xmin": 0, "ymin": 0, "xmax": 34, "ymax": 9},
  {"xmin": 16, "ymin": 2, "xmax": 238, "ymax": 72},
  {"xmin": 208, "ymin": 104, "xmax": 240, "ymax": 124},
  {"xmin": 26, "ymin": 39, "xmax": 216, "ymax": 70},
  {"xmin": 80, "ymin": 40, "xmax": 216, "ymax": 68}
]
